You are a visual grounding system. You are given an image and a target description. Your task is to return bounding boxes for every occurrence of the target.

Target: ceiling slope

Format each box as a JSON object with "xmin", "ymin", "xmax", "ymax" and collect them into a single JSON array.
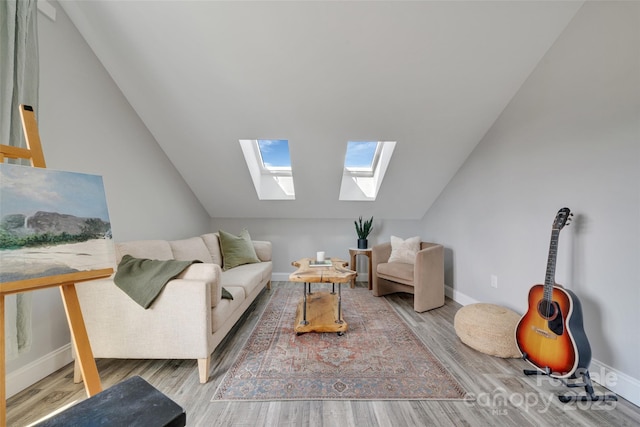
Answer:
[{"xmin": 59, "ymin": 1, "xmax": 582, "ymax": 219}]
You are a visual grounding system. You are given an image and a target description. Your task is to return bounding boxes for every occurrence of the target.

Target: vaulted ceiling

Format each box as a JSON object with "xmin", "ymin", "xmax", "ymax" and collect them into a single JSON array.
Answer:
[{"xmin": 59, "ymin": 1, "xmax": 583, "ymax": 219}]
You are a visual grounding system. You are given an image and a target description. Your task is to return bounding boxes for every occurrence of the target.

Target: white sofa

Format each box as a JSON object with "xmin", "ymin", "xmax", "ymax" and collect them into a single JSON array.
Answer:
[{"xmin": 75, "ymin": 233, "xmax": 272, "ymax": 383}]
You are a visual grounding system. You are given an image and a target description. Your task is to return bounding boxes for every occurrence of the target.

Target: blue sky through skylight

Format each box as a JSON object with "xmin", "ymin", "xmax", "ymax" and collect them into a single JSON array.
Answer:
[
  {"xmin": 258, "ymin": 140, "xmax": 291, "ymax": 168},
  {"xmin": 345, "ymin": 141, "xmax": 378, "ymax": 169}
]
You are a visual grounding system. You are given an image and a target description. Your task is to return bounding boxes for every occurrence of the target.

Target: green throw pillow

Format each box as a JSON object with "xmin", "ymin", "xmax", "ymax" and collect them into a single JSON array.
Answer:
[{"xmin": 219, "ymin": 229, "xmax": 261, "ymax": 271}]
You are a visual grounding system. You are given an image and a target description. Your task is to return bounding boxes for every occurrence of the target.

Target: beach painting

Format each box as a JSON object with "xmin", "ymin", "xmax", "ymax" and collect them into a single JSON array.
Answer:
[{"xmin": 0, "ymin": 163, "xmax": 116, "ymax": 284}]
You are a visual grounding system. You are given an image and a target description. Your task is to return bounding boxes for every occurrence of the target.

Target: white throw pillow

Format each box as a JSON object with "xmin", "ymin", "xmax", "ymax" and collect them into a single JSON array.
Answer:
[{"xmin": 388, "ymin": 235, "xmax": 421, "ymax": 264}]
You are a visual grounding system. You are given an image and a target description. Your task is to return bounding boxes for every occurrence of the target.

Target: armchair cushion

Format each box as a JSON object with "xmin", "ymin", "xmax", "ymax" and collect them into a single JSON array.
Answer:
[
  {"xmin": 388, "ymin": 235, "xmax": 420, "ymax": 264},
  {"xmin": 377, "ymin": 262, "xmax": 414, "ymax": 286}
]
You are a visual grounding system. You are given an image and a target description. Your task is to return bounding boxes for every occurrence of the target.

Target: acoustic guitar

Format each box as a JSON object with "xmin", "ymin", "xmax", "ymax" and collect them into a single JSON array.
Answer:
[{"xmin": 515, "ymin": 207, "xmax": 592, "ymax": 379}]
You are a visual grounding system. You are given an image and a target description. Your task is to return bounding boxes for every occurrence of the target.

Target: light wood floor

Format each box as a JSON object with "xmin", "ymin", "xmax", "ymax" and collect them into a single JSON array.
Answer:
[{"xmin": 7, "ymin": 282, "xmax": 640, "ymax": 426}]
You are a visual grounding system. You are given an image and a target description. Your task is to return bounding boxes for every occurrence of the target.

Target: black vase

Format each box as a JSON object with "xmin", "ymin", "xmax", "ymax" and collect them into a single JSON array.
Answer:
[{"xmin": 357, "ymin": 238, "xmax": 368, "ymax": 249}]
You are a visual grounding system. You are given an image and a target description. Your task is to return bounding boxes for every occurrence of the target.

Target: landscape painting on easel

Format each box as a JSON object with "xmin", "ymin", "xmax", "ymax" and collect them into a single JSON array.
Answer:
[{"xmin": 0, "ymin": 163, "xmax": 116, "ymax": 283}]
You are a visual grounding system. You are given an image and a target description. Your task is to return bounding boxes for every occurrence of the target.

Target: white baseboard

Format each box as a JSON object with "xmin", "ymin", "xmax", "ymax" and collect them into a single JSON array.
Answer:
[
  {"xmin": 590, "ymin": 359, "xmax": 640, "ymax": 407},
  {"xmin": 445, "ymin": 284, "xmax": 479, "ymax": 306},
  {"xmin": 272, "ymin": 272, "xmax": 290, "ymax": 282},
  {"xmin": 7, "ymin": 343, "xmax": 74, "ymax": 398}
]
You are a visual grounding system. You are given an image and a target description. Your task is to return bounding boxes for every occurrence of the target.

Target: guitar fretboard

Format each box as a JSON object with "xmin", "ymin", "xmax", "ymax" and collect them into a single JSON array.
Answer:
[{"xmin": 543, "ymin": 228, "xmax": 560, "ymax": 303}]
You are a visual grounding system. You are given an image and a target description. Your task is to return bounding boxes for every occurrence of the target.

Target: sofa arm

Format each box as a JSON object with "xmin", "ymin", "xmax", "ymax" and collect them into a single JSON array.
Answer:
[
  {"xmin": 371, "ymin": 242, "xmax": 392, "ymax": 295},
  {"xmin": 76, "ymin": 268, "xmax": 217, "ymax": 360},
  {"xmin": 177, "ymin": 263, "xmax": 222, "ymax": 307},
  {"xmin": 372, "ymin": 242, "xmax": 392, "ymax": 266},
  {"xmin": 253, "ymin": 240, "xmax": 272, "ymax": 262}
]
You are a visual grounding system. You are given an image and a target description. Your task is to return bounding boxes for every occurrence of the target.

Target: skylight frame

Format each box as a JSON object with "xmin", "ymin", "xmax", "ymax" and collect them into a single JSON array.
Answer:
[
  {"xmin": 339, "ymin": 140, "xmax": 396, "ymax": 201},
  {"xmin": 239, "ymin": 139, "xmax": 295, "ymax": 200}
]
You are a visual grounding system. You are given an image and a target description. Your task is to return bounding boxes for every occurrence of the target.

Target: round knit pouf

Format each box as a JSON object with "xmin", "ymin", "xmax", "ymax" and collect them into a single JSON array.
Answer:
[{"xmin": 454, "ymin": 303, "xmax": 521, "ymax": 358}]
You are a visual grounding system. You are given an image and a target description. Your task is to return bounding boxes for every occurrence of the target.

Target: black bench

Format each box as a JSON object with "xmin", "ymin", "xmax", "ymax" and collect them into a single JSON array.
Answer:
[{"xmin": 34, "ymin": 376, "xmax": 186, "ymax": 427}]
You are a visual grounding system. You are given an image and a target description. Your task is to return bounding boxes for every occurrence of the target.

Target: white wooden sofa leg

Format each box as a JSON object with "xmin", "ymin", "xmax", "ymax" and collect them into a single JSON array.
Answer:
[{"xmin": 198, "ymin": 357, "xmax": 211, "ymax": 384}]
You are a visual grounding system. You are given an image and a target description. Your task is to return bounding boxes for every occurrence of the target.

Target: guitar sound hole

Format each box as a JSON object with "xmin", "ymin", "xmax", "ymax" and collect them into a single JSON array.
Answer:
[
  {"xmin": 537, "ymin": 300, "xmax": 557, "ymax": 320},
  {"xmin": 537, "ymin": 300, "xmax": 565, "ymax": 336}
]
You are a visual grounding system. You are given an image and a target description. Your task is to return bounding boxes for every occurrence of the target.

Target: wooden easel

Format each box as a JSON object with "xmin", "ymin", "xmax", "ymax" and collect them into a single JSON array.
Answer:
[{"xmin": 0, "ymin": 105, "xmax": 114, "ymax": 426}]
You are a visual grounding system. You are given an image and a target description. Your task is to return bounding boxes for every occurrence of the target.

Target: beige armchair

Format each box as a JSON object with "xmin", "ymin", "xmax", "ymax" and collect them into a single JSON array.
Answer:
[{"xmin": 371, "ymin": 241, "xmax": 445, "ymax": 312}]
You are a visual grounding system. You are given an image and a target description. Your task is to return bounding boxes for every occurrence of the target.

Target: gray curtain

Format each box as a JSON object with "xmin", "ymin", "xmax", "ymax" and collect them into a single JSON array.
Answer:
[
  {"xmin": 0, "ymin": 0, "xmax": 39, "ymax": 360},
  {"xmin": 1, "ymin": 0, "xmax": 39, "ymax": 149}
]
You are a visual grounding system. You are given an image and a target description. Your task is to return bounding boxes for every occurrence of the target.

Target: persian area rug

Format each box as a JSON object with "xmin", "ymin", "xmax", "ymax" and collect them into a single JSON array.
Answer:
[{"xmin": 212, "ymin": 284, "xmax": 468, "ymax": 401}]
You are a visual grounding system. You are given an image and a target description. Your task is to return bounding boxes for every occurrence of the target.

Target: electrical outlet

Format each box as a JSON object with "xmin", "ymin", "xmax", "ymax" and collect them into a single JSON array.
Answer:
[{"xmin": 491, "ymin": 275, "xmax": 498, "ymax": 289}]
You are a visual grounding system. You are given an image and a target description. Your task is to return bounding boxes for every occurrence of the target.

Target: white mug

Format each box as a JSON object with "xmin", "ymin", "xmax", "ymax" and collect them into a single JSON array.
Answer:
[{"xmin": 316, "ymin": 251, "xmax": 325, "ymax": 262}]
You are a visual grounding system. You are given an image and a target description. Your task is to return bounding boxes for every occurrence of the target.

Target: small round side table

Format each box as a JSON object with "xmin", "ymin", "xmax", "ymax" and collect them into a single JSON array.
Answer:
[{"xmin": 349, "ymin": 248, "xmax": 373, "ymax": 290}]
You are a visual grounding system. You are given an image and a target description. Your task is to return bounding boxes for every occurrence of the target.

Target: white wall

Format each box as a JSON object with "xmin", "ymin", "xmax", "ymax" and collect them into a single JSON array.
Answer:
[
  {"xmin": 7, "ymin": 3, "xmax": 211, "ymax": 394},
  {"xmin": 422, "ymin": 2, "xmax": 639, "ymax": 403}
]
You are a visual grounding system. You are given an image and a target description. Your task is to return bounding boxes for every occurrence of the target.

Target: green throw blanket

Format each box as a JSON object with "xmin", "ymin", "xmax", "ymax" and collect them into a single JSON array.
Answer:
[{"xmin": 115, "ymin": 255, "xmax": 202, "ymax": 309}]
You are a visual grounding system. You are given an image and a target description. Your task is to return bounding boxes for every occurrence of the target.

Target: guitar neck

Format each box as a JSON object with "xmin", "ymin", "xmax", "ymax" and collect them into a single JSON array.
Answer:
[{"xmin": 543, "ymin": 229, "xmax": 560, "ymax": 301}]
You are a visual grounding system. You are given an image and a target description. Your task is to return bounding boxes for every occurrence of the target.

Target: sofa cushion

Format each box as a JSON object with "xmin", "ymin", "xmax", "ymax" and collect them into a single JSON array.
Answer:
[
  {"xmin": 211, "ymin": 286, "xmax": 245, "ymax": 333},
  {"xmin": 170, "ymin": 237, "xmax": 213, "ymax": 263},
  {"xmin": 200, "ymin": 233, "xmax": 223, "ymax": 266},
  {"xmin": 377, "ymin": 262, "xmax": 414, "ymax": 286},
  {"xmin": 116, "ymin": 240, "xmax": 173, "ymax": 264},
  {"xmin": 252, "ymin": 240, "xmax": 272, "ymax": 262},
  {"xmin": 219, "ymin": 229, "xmax": 261, "ymax": 271},
  {"xmin": 259, "ymin": 261, "xmax": 273, "ymax": 283},
  {"xmin": 221, "ymin": 262, "xmax": 268, "ymax": 297},
  {"xmin": 388, "ymin": 235, "xmax": 420, "ymax": 264}
]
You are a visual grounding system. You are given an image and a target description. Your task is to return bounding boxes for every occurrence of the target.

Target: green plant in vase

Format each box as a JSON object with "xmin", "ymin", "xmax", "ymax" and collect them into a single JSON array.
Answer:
[{"xmin": 354, "ymin": 216, "xmax": 373, "ymax": 249}]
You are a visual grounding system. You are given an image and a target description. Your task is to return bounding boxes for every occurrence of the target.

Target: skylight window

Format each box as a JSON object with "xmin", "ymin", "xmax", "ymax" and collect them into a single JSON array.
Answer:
[
  {"xmin": 339, "ymin": 140, "xmax": 396, "ymax": 201},
  {"xmin": 257, "ymin": 139, "xmax": 292, "ymax": 171},
  {"xmin": 344, "ymin": 141, "xmax": 380, "ymax": 175},
  {"xmin": 240, "ymin": 139, "xmax": 295, "ymax": 200}
]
